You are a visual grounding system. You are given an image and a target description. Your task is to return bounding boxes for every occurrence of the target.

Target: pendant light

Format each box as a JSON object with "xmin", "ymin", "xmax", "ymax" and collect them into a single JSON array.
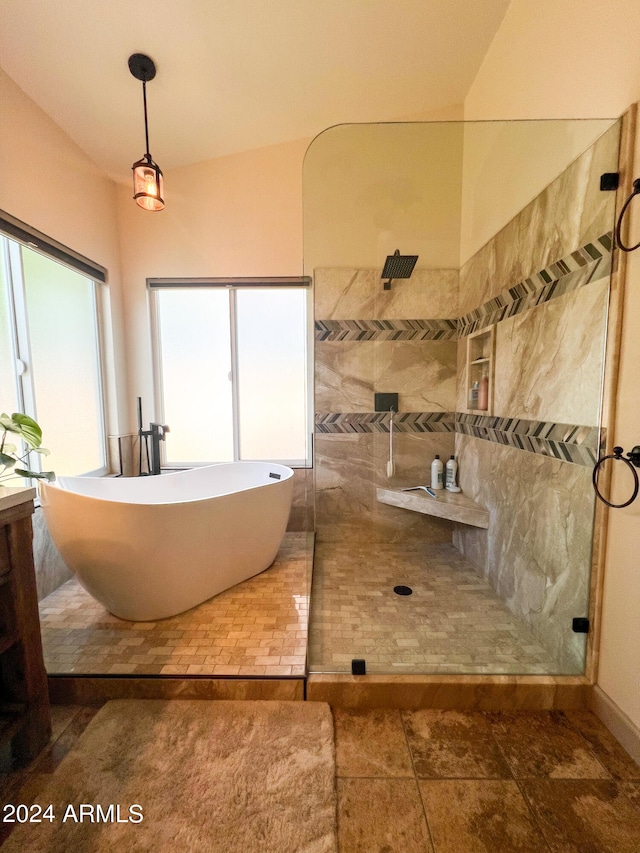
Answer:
[{"xmin": 128, "ymin": 53, "xmax": 164, "ymax": 211}]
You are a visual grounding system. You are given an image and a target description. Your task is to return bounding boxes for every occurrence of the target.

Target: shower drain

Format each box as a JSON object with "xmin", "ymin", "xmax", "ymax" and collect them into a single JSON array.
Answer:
[{"xmin": 393, "ymin": 585, "xmax": 413, "ymax": 596}]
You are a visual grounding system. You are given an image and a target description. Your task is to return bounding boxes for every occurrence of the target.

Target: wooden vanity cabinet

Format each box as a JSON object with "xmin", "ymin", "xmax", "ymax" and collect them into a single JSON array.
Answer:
[{"xmin": 0, "ymin": 493, "xmax": 51, "ymax": 764}]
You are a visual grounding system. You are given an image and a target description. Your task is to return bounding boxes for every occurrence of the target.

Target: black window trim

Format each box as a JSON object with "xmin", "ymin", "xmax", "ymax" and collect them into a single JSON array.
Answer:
[{"xmin": 0, "ymin": 209, "xmax": 107, "ymax": 283}]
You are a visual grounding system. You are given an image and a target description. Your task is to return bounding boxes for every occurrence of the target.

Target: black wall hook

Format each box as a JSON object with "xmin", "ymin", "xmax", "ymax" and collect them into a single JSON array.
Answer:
[{"xmin": 592, "ymin": 445, "xmax": 640, "ymax": 508}]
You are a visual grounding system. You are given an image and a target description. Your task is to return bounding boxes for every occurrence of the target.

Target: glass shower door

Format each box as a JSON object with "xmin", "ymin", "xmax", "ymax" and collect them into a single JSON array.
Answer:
[{"xmin": 306, "ymin": 117, "xmax": 620, "ymax": 677}]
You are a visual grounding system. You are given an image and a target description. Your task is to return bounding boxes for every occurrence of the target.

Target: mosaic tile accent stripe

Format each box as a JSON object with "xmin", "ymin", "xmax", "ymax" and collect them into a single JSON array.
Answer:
[
  {"xmin": 315, "ymin": 412, "xmax": 455, "ymax": 434},
  {"xmin": 458, "ymin": 232, "xmax": 612, "ymax": 337},
  {"xmin": 455, "ymin": 413, "xmax": 601, "ymax": 467},
  {"xmin": 314, "ymin": 319, "xmax": 458, "ymax": 341},
  {"xmin": 316, "ymin": 412, "xmax": 600, "ymax": 464},
  {"xmin": 314, "ymin": 233, "xmax": 613, "ymax": 343}
]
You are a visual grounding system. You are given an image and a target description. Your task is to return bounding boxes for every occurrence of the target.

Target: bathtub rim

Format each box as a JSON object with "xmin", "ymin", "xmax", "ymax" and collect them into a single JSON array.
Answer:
[{"xmin": 39, "ymin": 461, "xmax": 294, "ymax": 508}]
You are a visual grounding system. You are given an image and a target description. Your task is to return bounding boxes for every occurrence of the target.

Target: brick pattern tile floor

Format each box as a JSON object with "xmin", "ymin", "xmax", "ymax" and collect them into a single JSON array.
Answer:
[
  {"xmin": 38, "ymin": 532, "xmax": 311, "ymax": 677},
  {"xmin": 309, "ymin": 541, "xmax": 562, "ymax": 675}
]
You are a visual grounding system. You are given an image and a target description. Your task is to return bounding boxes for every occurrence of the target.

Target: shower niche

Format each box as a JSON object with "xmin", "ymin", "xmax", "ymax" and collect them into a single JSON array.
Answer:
[
  {"xmin": 304, "ymin": 117, "xmax": 621, "ymax": 677},
  {"xmin": 465, "ymin": 325, "xmax": 495, "ymax": 415}
]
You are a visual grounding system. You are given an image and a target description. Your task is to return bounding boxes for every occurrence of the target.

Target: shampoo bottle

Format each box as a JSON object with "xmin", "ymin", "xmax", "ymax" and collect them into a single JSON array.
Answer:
[
  {"xmin": 478, "ymin": 373, "xmax": 489, "ymax": 411},
  {"xmin": 431, "ymin": 454, "xmax": 444, "ymax": 490},
  {"xmin": 445, "ymin": 455, "xmax": 458, "ymax": 490},
  {"xmin": 469, "ymin": 381, "xmax": 479, "ymax": 409}
]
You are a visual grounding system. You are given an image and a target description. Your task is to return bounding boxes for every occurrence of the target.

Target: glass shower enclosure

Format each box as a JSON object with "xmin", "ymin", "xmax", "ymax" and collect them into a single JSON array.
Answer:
[{"xmin": 304, "ymin": 118, "xmax": 621, "ymax": 677}]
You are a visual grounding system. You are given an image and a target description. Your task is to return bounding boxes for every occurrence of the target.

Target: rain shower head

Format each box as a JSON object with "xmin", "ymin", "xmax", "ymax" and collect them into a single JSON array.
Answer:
[{"xmin": 381, "ymin": 249, "xmax": 418, "ymax": 290}]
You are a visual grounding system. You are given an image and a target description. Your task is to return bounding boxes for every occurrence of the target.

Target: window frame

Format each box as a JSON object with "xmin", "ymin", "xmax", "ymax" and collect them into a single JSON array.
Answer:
[
  {"xmin": 0, "ymin": 219, "xmax": 109, "ymax": 481},
  {"xmin": 148, "ymin": 277, "xmax": 313, "ymax": 469}
]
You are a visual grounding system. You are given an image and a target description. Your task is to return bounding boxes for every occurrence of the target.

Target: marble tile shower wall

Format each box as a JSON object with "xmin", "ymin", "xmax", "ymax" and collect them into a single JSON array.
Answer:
[
  {"xmin": 314, "ymin": 268, "xmax": 459, "ymax": 543},
  {"xmin": 453, "ymin": 122, "xmax": 620, "ymax": 673},
  {"xmin": 32, "ymin": 508, "xmax": 72, "ymax": 601}
]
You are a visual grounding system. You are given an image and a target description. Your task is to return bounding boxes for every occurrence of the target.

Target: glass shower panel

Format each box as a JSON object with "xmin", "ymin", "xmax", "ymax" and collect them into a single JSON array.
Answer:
[{"xmin": 305, "ymin": 118, "xmax": 620, "ymax": 677}]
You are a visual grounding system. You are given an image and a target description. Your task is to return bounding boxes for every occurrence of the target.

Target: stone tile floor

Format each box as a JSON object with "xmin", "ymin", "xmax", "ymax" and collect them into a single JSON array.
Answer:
[
  {"xmin": 38, "ymin": 532, "xmax": 311, "ymax": 677},
  {"xmin": 335, "ymin": 707, "xmax": 640, "ymax": 852},
  {"xmin": 310, "ymin": 541, "xmax": 567, "ymax": 675},
  {"xmin": 1, "ymin": 704, "xmax": 638, "ymax": 851}
]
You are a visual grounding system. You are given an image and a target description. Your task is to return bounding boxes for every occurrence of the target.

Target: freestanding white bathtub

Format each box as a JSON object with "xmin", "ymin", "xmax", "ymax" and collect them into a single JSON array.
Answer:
[{"xmin": 39, "ymin": 462, "xmax": 294, "ymax": 621}]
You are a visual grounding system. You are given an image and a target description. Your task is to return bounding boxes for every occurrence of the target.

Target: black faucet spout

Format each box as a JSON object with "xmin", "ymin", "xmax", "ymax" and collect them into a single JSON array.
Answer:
[
  {"xmin": 138, "ymin": 422, "xmax": 170, "ymax": 475},
  {"xmin": 147, "ymin": 423, "xmax": 169, "ymax": 475}
]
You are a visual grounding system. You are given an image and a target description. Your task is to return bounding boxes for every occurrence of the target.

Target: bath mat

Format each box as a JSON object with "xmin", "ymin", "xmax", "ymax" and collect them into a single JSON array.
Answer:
[{"xmin": 2, "ymin": 700, "xmax": 338, "ymax": 853}]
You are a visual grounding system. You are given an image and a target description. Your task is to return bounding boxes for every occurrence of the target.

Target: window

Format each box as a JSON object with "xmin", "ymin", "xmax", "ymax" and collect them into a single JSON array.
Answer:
[
  {"xmin": 150, "ymin": 279, "xmax": 311, "ymax": 467},
  {"xmin": 0, "ymin": 224, "xmax": 107, "ymax": 479}
]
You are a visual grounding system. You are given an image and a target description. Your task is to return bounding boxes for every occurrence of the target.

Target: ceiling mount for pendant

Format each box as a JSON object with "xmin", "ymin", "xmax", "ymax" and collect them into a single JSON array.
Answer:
[
  {"xmin": 128, "ymin": 53, "xmax": 164, "ymax": 212},
  {"xmin": 128, "ymin": 53, "xmax": 157, "ymax": 84}
]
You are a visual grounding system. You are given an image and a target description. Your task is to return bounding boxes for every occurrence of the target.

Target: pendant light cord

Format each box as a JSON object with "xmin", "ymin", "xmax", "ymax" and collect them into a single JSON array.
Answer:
[{"xmin": 141, "ymin": 80, "xmax": 151, "ymax": 157}]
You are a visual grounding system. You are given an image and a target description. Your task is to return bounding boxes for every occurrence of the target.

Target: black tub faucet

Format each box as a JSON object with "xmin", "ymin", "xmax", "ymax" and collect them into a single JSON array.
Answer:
[
  {"xmin": 147, "ymin": 422, "xmax": 169, "ymax": 475},
  {"xmin": 136, "ymin": 397, "xmax": 169, "ymax": 475}
]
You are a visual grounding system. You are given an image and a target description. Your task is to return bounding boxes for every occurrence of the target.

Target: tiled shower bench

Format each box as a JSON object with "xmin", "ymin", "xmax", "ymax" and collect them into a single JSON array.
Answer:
[{"xmin": 376, "ymin": 487, "xmax": 489, "ymax": 529}]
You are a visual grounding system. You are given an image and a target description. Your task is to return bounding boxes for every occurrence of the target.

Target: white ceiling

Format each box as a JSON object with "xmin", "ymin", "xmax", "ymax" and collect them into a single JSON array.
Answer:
[{"xmin": 0, "ymin": 0, "xmax": 510, "ymax": 183}]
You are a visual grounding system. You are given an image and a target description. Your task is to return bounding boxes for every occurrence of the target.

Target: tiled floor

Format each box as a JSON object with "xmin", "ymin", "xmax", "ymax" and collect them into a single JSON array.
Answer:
[
  {"xmin": 335, "ymin": 707, "xmax": 640, "ymax": 852},
  {"xmin": 2, "ymin": 705, "xmax": 638, "ymax": 851},
  {"xmin": 38, "ymin": 532, "xmax": 311, "ymax": 677},
  {"xmin": 309, "ymin": 542, "xmax": 564, "ymax": 675},
  {"xmin": 41, "ymin": 533, "xmax": 568, "ymax": 680}
]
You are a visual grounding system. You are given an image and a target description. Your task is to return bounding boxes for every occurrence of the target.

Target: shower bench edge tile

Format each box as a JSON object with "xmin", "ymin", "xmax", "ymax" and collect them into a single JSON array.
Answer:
[{"xmin": 376, "ymin": 487, "xmax": 489, "ymax": 529}]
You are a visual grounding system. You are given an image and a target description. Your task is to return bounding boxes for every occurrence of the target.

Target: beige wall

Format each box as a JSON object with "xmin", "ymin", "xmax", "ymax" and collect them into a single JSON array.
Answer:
[
  {"xmin": 303, "ymin": 115, "xmax": 611, "ymax": 274},
  {"xmin": 465, "ymin": 0, "xmax": 640, "ymax": 732},
  {"xmin": 0, "ymin": 68, "xmax": 126, "ymax": 434},
  {"xmin": 116, "ymin": 137, "xmax": 308, "ymax": 428},
  {"xmin": 304, "ymin": 122, "xmax": 463, "ymax": 274},
  {"xmin": 466, "ymin": 0, "xmax": 640, "ymax": 122},
  {"xmin": 459, "ymin": 119, "xmax": 616, "ymax": 264}
]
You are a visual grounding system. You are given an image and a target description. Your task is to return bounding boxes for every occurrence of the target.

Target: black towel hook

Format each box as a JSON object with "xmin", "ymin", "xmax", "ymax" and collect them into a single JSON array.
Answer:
[
  {"xmin": 615, "ymin": 178, "xmax": 640, "ymax": 251},
  {"xmin": 592, "ymin": 445, "xmax": 640, "ymax": 508}
]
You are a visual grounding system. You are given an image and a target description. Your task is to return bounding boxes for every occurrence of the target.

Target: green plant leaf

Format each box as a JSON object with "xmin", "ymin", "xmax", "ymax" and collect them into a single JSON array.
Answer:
[
  {"xmin": 11, "ymin": 413, "xmax": 42, "ymax": 448},
  {"xmin": 1, "ymin": 412, "xmax": 54, "ymax": 486},
  {"xmin": 0, "ymin": 414, "xmax": 21, "ymax": 434},
  {"xmin": 14, "ymin": 469, "xmax": 56, "ymax": 481}
]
